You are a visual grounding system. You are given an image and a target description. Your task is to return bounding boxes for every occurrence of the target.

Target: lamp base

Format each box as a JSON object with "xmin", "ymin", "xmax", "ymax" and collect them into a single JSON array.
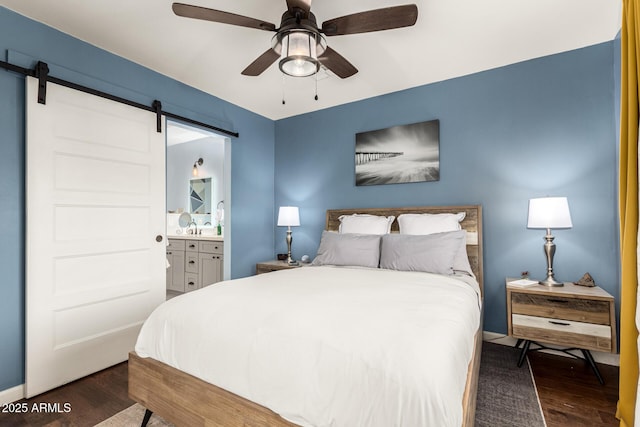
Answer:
[
  {"xmin": 540, "ymin": 230, "xmax": 563, "ymax": 287},
  {"xmin": 539, "ymin": 276, "xmax": 564, "ymax": 287}
]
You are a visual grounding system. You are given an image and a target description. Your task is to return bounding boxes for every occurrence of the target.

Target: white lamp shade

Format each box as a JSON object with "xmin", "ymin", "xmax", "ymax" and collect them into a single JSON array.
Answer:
[
  {"xmin": 527, "ymin": 197, "xmax": 573, "ymax": 229},
  {"xmin": 277, "ymin": 206, "xmax": 300, "ymax": 227}
]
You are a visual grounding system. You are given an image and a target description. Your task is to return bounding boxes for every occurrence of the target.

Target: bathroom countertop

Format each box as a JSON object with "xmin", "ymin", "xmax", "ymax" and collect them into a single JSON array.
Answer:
[{"xmin": 167, "ymin": 234, "xmax": 223, "ymax": 241}]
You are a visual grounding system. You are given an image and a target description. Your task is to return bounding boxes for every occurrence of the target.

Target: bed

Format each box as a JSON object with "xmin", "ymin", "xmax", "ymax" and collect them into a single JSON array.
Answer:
[{"xmin": 129, "ymin": 205, "xmax": 484, "ymax": 427}]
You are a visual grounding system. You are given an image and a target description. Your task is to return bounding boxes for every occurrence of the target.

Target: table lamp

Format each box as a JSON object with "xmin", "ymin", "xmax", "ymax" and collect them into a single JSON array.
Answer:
[
  {"xmin": 527, "ymin": 197, "xmax": 573, "ymax": 286},
  {"xmin": 277, "ymin": 206, "xmax": 300, "ymax": 265}
]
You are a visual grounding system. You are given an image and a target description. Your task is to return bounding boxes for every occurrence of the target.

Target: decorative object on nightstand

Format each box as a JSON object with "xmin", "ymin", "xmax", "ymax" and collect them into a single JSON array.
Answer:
[
  {"xmin": 527, "ymin": 196, "xmax": 573, "ymax": 286},
  {"xmin": 575, "ymin": 272, "xmax": 597, "ymax": 287},
  {"xmin": 277, "ymin": 206, "xmax": 300, "ymax": 265},
  {"xmin": 506, "ymin": 278, "xmax": 616, "ymax": 385}
]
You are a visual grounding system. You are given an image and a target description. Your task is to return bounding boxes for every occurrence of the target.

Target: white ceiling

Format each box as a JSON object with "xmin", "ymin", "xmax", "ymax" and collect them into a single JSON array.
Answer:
[
  {"xmin": 0, "ymin": 0, "xmax": 621, "ymax": 120},
  {"xmin": 166, "ymin": 121, "xmax": 221, "ymax": 146}
]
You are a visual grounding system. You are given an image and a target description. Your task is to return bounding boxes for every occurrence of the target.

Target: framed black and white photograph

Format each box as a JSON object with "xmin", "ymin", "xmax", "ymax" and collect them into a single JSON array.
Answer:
[{"xmin": 355, "ymin": 119, "xmax": 440, "ymax": 186}]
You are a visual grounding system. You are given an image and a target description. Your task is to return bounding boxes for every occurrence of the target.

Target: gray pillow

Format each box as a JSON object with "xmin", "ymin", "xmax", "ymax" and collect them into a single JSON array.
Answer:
[
  {"xmin": 380, "ymin": 231, "xmax": 466, "ymax": 275},
  {"xmin": 312, "ymin": 231, "xmax": 381, "ymax": 268},
  {"xmin": 452, "ymin": 237, "xmax": 475, "ymax": 277}
]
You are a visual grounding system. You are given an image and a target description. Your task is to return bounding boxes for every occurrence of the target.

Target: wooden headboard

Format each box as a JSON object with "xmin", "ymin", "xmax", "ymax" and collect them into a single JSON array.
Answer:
[{"xmin": 325, "ymin": 205, "xmax": 484, "ymax": 293}]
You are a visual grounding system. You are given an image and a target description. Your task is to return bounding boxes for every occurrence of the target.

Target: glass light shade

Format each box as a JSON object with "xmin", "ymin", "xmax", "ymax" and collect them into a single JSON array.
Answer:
[
  {"xmin": 527, "ymin": 197, "xmax": 573, "ymax": 229},
  {"xmin": 192, "ymin": 158, "xmax": 203, "ymax": 177},
  {"xmin": 278, "ymin": 30, "xmax": 322, "ymax": 77},
  {"xmin": 277, "ymin": 206, "xmax": 300, "ymax": 227}
]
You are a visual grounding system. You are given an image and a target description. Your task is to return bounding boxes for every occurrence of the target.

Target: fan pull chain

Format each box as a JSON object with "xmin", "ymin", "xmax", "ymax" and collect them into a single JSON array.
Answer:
[
  {"xmin": 314, "ymin": 71, "xmax": 319, "ymax": 101},
  {"xmin": 282, "ymin": 75, "xmax": 286, "ymax": 105}
]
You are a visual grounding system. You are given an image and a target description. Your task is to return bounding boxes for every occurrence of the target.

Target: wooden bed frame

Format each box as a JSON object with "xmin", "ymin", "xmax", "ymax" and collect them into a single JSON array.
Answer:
[{"xmin": 129, "ymin": 205, "xmax": 484, "ymax": 427}]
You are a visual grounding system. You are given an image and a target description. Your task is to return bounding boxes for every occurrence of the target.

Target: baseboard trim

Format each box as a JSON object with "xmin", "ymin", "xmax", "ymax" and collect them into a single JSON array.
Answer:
[
  {"xmin": 483, "ymin": 331, "xmax": 620, "ymax": 366},
  {"xmin": 0, "ymin": 384, "xmax": 24, "ymax": 406}
]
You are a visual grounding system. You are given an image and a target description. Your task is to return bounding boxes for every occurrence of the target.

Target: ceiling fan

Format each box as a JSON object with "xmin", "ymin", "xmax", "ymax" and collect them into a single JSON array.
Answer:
[{"xmin": 172, "ymin": 1, "xmax": 418, "ymax": 79}]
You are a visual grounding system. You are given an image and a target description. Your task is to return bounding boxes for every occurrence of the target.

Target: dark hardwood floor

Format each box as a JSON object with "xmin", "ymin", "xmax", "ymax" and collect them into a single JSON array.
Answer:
[
  {"xmin": 0, "ymin": 346, "xmax": 620, "ymax": 427},
  {"xmin": 528, "ymin": 350, "xmax": 619, "ymax": 427},
  {"xmin": 0, "ymin": 363, "xmax": 133, "ymax": 427}
]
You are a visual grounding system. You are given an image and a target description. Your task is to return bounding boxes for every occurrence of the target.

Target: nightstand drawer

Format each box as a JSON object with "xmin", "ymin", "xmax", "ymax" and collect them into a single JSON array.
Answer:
[
  {"xmin": 512, "ymin": 314, "xmax": 612, "ymax": 352},
  {"xmin": 511, "ymin": 293, "xmax": 610, "ymax": 325}
]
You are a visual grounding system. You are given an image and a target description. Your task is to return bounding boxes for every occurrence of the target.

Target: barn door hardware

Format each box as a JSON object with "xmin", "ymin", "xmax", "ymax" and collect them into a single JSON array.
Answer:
[
  {"xmin": 35, "ymin": 61, "xmax": 49, "ymax": 104},
  {"xmin": 0, "ymin": 58, "xmax": 239, "ymax": 137},
  {"xmin": 152, "ymin": 100, "xmax": 162, "ymax": 133}
]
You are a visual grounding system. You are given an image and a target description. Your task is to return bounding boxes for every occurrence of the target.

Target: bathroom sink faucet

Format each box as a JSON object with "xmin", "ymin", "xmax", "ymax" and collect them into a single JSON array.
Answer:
[{"xmin": 187, "ymin": 220, "xmax": 198, "ymax": 235}]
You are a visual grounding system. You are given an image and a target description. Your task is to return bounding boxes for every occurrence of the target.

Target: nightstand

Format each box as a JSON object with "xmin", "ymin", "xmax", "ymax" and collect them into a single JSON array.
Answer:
[
  {"xmin": 256, "ymin": 260, "xmax": 306, "ymax": 274},
  {"xmin": 506, "ymin": 277, "xmax": 616, "ymax": 384}
]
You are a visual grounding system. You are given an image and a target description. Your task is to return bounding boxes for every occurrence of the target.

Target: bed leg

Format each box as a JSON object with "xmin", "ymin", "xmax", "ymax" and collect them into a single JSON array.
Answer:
[{"xmin": 141, "ymin": 408, "xmax": 153, "ymax": 427}]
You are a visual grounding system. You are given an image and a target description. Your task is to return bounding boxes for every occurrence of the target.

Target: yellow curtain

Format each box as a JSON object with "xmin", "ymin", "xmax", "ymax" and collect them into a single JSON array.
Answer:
[{"xmin": 619, "ymin": 1, "xmax": 640, "ymax": 426}]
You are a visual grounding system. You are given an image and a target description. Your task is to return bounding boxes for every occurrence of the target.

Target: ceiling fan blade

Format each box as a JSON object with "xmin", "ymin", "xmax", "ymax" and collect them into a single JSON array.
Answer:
[
  {"xmin": 286, "ymin": 0, "xmax": 312, "ymax": 17},
  {"xmin": 241, "ymin": 49, "xmax": 280, "ymax": 76},
  {"xmin": 322, "ymin": 4, "xmax": 418, "ymax": 36},
  {"xmin": 318, "ymin": 47, "xmax": 358, "ymax": 79},
  {"xmin": 172, "ymin": 3, "xmax": 276, "ymax": 32}
]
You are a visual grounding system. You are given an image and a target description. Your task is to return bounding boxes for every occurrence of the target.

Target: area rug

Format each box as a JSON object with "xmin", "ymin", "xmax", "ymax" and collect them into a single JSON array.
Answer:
[
  {"xmin": 96, "ymin": 342, "xmax": 545, "ymax": 426},
  {"xmin": 476, "ymin": 342, "xmax": 546, "ymax": 427},
  {"xmin": 94, "ymin": 404, "xmax": 173, "ymax": 427}
]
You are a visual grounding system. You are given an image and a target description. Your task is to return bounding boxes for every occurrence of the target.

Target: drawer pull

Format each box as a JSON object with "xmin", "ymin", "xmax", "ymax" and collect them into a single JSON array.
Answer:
[
  {"xmin": 549, "ymin": 320, "xmax": 570, "ymax": 326},
  {"xmin": 548, "ymin": 299, "xmax": 569, "ymax": 304},
  {"xmin": 189, "ymin": 260, "xmax": 195, "ymax": 264},
  {"xmin": 188, "ymin": 281, "xmax": 195, "ymax": 286}
]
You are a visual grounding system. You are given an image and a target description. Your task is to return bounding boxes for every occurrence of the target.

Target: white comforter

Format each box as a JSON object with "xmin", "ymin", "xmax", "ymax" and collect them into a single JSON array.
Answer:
[{"xmin": 135, "ymin": 266, "xmax": 482, "ymax": 427}]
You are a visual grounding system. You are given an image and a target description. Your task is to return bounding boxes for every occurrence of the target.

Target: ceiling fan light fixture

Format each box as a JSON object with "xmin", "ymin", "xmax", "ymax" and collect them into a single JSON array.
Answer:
[{"xmin": 276, "ymin": 30, "xmax": 326, "ymax": 77}]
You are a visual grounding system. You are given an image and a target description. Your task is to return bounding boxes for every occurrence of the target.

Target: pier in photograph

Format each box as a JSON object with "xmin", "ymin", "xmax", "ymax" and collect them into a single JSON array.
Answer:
[{"xmin": 355, "ymin": 151, "xmax": 404, "ymax": 165}]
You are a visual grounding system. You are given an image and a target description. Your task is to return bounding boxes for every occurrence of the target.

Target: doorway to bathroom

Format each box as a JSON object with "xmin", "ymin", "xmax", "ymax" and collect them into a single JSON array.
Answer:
[{"xmin": 166, "ymin": 120, "xmax": 231, "ymax": 298}]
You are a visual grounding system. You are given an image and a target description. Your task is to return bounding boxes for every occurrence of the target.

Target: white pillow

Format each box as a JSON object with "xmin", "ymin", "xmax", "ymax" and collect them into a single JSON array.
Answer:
[
  {"xmin": 397, "ymin": 212, "xmax": 465, "ymax": 235},
  {"xmin": 338, "ymin": 214, "xmax": 395, "ymax": 235}
]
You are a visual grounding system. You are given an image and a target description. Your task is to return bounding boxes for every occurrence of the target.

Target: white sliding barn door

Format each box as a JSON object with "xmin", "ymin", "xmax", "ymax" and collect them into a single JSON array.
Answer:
[{"xmin": 25, "ymin": 77, "xmax": 166, "ymax": 397}]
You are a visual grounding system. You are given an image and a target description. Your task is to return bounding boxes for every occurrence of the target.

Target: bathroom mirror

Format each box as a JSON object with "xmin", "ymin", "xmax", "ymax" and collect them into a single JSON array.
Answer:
[{"xmin": 190, "ymin": 178, "xmax": 212, "ymax": 214}]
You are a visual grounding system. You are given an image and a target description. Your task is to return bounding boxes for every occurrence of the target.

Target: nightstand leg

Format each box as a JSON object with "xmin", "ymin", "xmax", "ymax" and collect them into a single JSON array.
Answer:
[
  {"xmin": 581, "ymin": 349, "xmax": 605, "ymax": 385},
  {"xmin": 517, "ymin": 340, "xmax": 531, "ymax": 367},
  {"xmin": 140, "ymin": 409, "xmax": 153, "ymax": 427},
  {"xmin": 514, "ymin": 338, "xmax": 524, "ymax": 349}
]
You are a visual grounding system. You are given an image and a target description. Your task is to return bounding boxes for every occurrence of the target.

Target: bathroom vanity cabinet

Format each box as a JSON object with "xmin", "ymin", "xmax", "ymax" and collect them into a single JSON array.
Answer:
[{"xmin": 167, "ymin": 237, "xmax": 223, "ymax": 293}]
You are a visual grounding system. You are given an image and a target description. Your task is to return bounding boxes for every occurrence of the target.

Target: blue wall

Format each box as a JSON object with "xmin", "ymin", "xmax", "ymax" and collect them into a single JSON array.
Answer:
[
  {"xmin": 0, "ymin": 7, "xmax": 276, "ymax": 391},
  {"xmin": 274, "ymin": 41, "xmax": 619, "ymax": 336},
  {"xmin": 0, "ymin": 4, "xmax": 620, "ymax": 395}
]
